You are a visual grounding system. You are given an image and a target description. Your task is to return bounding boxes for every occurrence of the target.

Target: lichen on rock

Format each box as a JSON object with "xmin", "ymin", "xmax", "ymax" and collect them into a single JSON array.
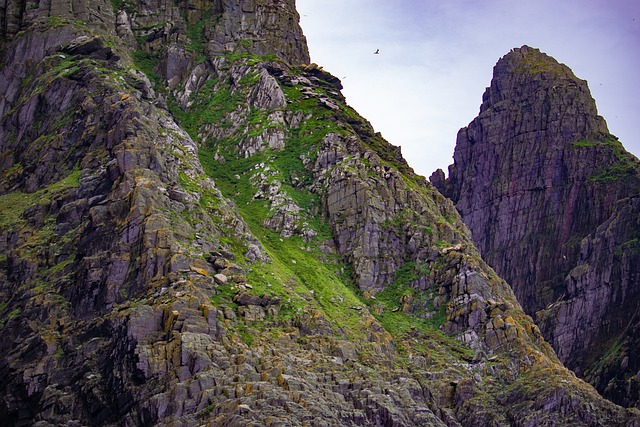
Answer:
[
  {"xmin": 1, "ymin": 5, "xmax": 639, "ymax": 427},
  {"xmin": 433, "ymin": 45, "xmax": 640, "ymax": 409}
]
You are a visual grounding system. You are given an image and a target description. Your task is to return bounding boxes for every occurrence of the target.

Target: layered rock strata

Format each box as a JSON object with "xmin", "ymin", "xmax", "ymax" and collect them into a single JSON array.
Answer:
[
  {"xmin": 432, "ymin": 45, "xmax": 640, "ymax": 408},
  {"xmin": 0, "ymin": 3, "xmax": 638, "ymax": 426}
]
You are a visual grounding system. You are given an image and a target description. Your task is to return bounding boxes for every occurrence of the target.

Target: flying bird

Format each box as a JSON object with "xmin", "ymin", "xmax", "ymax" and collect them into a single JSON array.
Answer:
[{"xmin": 374, "ymin": 49, "xmax": 379, "ymax": 54}]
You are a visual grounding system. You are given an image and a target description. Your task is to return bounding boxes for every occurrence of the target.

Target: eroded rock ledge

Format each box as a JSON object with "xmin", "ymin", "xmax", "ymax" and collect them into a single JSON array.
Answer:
[{"xmin": 433, "ymin": 45, "xmax": 640, "ymax": 408}]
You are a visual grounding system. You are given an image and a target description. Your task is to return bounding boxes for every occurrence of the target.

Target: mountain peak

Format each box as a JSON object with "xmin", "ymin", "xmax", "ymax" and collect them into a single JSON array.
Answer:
[
  {"xmin": 479, "ymin": 45, "xmax": 604, "ymax": 127},
  {"xmin": 499, "ymin": 45, "xmax": 573, "ymax": 78},
  {"xmin": 202, "ymin": 0, "xmax": 310, "ymax": 64},
  {"xmin": 0, "ymin": 0, "xmax": 310, "ymax": 65},
  {"xmin": 2, "ymin": 4, "xmax": 640, "ymax": 425},
  {"xmin": 433, "ymin": 45, "xmax": 640, "ymax": 408}
]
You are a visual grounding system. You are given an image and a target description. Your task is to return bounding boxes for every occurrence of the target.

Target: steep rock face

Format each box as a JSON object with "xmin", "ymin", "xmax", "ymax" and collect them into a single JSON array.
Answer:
[
  {"xmin": 1, "ymin": 5, "xmax": 639, "ymax": 426},
  {"xmin": 0, "ymin": 0, "xmax": 309, "ymax": 65},
  {"xmin": 432, "ymin": 45, "xmax": 640, "ymax": 408},
  {"xmin": 0, "ymin": 19, "xmax": 264, "ymax": 425}
]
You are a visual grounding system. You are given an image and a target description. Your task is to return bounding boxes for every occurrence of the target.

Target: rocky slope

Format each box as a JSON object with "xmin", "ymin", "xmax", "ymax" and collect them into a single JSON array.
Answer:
[
  {"xmin": 1, "ymin": 3, "xmax": 638, "ymax": 426},
  {"xmin": 432, "ymin": 46, "xmax": 640, "ymax": 408}
]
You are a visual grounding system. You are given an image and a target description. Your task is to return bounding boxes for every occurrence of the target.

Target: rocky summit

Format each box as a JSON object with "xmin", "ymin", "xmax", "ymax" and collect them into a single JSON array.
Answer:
[
  {"xmin": 0, "ymin": 1, "xmax": 638, "ymax": 426},
  {"xmin": 432, "ymin": 46, "xmax": 640, "ymax": 409}
]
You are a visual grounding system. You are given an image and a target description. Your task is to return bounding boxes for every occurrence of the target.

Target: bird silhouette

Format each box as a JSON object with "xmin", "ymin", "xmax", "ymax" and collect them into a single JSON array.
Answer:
[{"xmin": 374, "ymin": 49, "xmax": 380, "ymax": 54}]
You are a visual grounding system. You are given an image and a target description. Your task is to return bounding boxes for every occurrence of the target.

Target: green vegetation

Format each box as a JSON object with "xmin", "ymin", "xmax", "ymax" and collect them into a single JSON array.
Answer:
[
  {"xmin": 177, "ymin": 171, "xmax": 219, "ymax": 211},
  {"xmin": 10, "ymin": 55, "xmax": 82, "ymax": 110},
  {"xmin": 199, "ymin": 141, "xmax": 366, "ymax": 338},
  {"xmin": 0, "ymin": 301, "xmax": 6, "ymax": 330},
  {"xmin": 0, "ymin": 191, "xmax": 37, "ymax": 228},
  {"xmin": 131, "ymin": 50, "xmax": 164, "ymax": 90},
  {"xmin": 110, "ymin": 0, "xmax": 124, "ymax": 12},
  {"xmin": 571, "ymin": 134, "xmax": 640, "ymax": 183},
  {"xmin": 0, "ymin": 168, "xmax": 81, "ymax": 228},
  {"xmin": 48, "ymin": 254, "xmax": 77, "ymax": 275},
  {"xmin": 570, "ymin": 133, "xmax": 621, "ymax": 149},
  {"xmin": 571, "ymin": 140, "xmax": 610, "ymax": 148},
  {"xmin": 186, "ymin": 11, "xmax": 212, "ymax": 54},
  {"xmin": 201, "ymin": 404, "xmax": 214, "ymax": 418},
  {"xmin": 224, "ymin": 51, "xmax": 279, "ymax": 66},
  {"xmin": 589, "ymin": 334, "xmax": 624, "ymax": 376},
  {"xmin": 8, "ymin": 308, "xmax": 21, "ymax": 320},
  {"xmin": 236, "ymin": 323, "xmax": 255, "ymax": 345},
  {"xmin": 1, "ymin": 307, "xmax": 22, "ymax": 329},
  {"xmin": 166, "ymin": 56, "xmax": 377, "ymax": 339},
  {"xmin": 164, "ymin": 53, "xmax": 473, "ymax": 360},
  {"xmin": 590, "ymin": 163, "xmax": 639, "ymax": 183},
  {"xmin": 168, "ymin": 77, "xmax": 243, "ymax": 138},
  {"xmin": 614, "ymin": 238, "xmax": 639, "ymax": 259},
  {"xmin": 45, "ymin": 16, "xmax": 70, "ymax": 28},
  {"xmin": 513, "ymin": 52, "xmax": 568, "ymax": 75},
  {"xmin": 239, "ymin": 71, "xmax": 261, "ymax": 87},
  {"xmin": 369, "ymin": 261, "xmax": 447, "ymax": 334}
]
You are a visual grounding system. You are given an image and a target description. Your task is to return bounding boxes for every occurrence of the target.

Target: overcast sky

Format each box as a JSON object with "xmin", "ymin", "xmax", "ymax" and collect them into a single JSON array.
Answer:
[{"xmin": 296, "ymin": 0, "xmax": 640, "ymax": 178}]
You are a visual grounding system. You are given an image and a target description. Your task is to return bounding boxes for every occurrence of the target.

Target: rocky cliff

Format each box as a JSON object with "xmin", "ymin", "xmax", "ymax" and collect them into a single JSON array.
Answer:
[
  {"xmin": 1, "ymin": 3, "xmax": 638, "ymax": 426},
  {"xmin": 432, "ymin": 46, "xmax": 640, "ymax": 409}
]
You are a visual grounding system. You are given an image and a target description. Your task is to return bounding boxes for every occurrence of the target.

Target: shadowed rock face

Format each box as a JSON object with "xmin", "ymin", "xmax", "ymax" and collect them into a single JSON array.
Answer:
[
  {"xmin": 432, "ymin": 45, "xmax": 640, "ymax": 408},
  {"xmin": 1, "ymin": 4, "xmax": 639, "ymax": 425},
  {"xmin": 0, "ymin": 0, "xmax": 309, "ymax": 65}
]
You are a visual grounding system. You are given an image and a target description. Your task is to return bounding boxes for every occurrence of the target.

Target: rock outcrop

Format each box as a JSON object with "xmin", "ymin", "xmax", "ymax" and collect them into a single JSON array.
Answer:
[
  {"xmin": 432, "ymin": 45, "xmax": 640, "ymax": 408},
  {"xmin": 1, "ymin": 3, "xmax": 638, "ymax": 426}
]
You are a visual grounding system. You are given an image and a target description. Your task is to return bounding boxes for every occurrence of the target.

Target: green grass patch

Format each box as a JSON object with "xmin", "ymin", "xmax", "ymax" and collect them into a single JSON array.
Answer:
[
  {"xmin": 286, "ymin": 78, "xmax": 416, "ymax": 181},
  {"xmin": 10, "ymin": 55, "xmax": 85, "ymax": 111},
  {"xmin": 186, "ymin": 11, "xmax": 213, "ymax": 53},
  {"xmin": 198, "ymin": 133, "xmax": 369, "ymax": 339},
  {"xmin": 48, "ymin": 254, "xmax": 77, "ymax": 275},
  {"xmin": 513, "ymin": 52, "xmax": 568, "ymax": 75},
  {"xmin": 0, "ymin": 191, "xmax": 38, "ymax": 228},
  {"xmin": 177, "ymin": 171, "xmax": 220, "ymax": 211},
  {"xmin": 110, "ymin": 0, "xmax": 124, "ymax": 11},
  {"xmin": 236, "ymin": 323, "xmax": 255, "ymax": 345},
  {"xmin": 366, "ymin": 261, "xmax": 472, "ymax": 364},
  {"xmin": 224, "ymin": 51, "xmax": 280, "ymax": 66},
  {"xmin": 239, "ymin": 71, "xmax": 261, "ymax": 87},
  {"xmin": 46, "ymin": 16, "xmax": 69, "ymax": 28},
  {"xmin": 169, "ymin": 78, "xmax": 244, "ymax": 139},
  {"xmin": 593, "ymin": 337, "xmax": 623, "ymax": 374},
  {"xmin": 246, "ymin": 228, "xmax": 367, "ymax": 338},
  {"xmin": 174, "ymin": 56, "xmax": 471, "ymax": 353},
  {"xmin": 371, "ymin": 261, "xmax": 447, "ymax": 336},
  {"xmin": 590, "ymin": 163, "xmax": 638, "ymax": 183},
  {"xmin": 570, "ymin": 134, "xmax": 640, "ymax": 184},
  {"xmin": 8, "ymin": 308, "xmax": 21, "ymax": 320},
  {"xmin": 0, "ymin": 168, "xmax": 80, "ymax": 228},
  {"xmin": 131, "ymin": 50, "xmax": 164, "ymax": 90},
  {"xmin": 614, "ymin": 238, "xmax": 639, "ymax": 259}
]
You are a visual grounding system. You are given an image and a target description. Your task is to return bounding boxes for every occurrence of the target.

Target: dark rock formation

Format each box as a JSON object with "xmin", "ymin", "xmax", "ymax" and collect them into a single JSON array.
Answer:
[
  {"xmin": 1, "ymin": 3, "xmax": 638, "ymax": 425},
  {"xmin": 432, "ymin": 45, "xmax": 640, "ymax": 408}
]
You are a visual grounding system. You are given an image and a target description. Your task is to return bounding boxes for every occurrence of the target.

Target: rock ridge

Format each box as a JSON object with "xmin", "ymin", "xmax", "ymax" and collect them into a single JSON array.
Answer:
[
  {"xmin": 432, "ymin": 45, "xmax": 640, "ymax": 408},
  {"xmin": 1, "ymin": 5, "xmax": 639, "ymax": 426}
]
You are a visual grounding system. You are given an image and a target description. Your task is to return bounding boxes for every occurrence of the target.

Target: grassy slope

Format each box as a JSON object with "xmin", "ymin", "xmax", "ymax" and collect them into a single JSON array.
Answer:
[{"xmin": 154, "ymin": 51, "xmax": 477, "ymax": 365}]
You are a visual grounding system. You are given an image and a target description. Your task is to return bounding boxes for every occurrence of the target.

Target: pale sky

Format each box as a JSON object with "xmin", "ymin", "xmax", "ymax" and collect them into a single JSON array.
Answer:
[{"xmin": 296, "ymin": 0, "xmax": 640, "ymax": 178}]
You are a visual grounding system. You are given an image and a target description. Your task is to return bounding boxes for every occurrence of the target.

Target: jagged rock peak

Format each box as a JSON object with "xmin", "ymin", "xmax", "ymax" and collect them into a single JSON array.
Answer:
[
  {"xmin": 2, "ymin": 5, "xmax": 640, "ymax": 423},
  {"xmin": 479, "ymin": 45, "xmax": 589, "ymax": 112},
  {"xmin": 434, "ymin": 45, "xmax": 611, "ymax": 204},
  {"xmin": 432, "ymin": 45, "xmax": 640, "ymax": 408},
  {"xmin": 203, "ymin": 0, "xmax": 310, "ymax": 64},
  {"xmin": 0, "ymin": 0, "xmax": 310, "ymax": 65}
]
